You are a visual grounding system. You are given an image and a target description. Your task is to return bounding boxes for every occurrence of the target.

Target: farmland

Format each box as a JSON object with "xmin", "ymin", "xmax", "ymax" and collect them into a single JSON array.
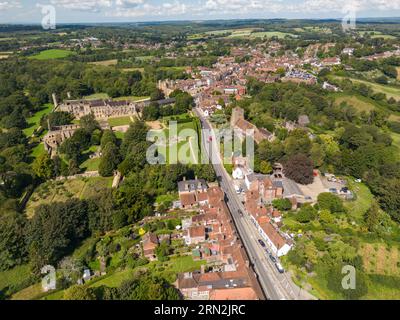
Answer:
[{"xmin": 28, "ymin": 49, "xmax": 75, "ymax": 60}]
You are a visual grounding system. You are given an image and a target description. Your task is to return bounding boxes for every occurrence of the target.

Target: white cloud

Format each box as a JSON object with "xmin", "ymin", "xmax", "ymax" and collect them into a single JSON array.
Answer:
[
  {"xmin": 0, "ymin": 1, "xmax": 21, "ymax": 11},
  {"xmin": 50, "ymin": 0, "xmax": 112, "ymax": 12}
]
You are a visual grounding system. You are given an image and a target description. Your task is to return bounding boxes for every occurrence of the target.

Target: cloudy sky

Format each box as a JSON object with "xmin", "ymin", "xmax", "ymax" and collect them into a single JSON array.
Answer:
[{"xmin": 1, "ymin": 0, "xmax": 400, "ymax": 23}]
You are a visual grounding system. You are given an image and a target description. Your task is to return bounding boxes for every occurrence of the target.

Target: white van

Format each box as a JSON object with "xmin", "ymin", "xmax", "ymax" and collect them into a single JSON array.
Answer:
[{"xmin": 275, "ymin": 262, "xmax": 285, "ymax": 273}]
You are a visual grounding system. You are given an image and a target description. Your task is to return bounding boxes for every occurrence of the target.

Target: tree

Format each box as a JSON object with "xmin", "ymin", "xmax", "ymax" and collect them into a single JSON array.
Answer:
[
  {"xmin": 1, "ymin": 108, "xmax": 27, "ymax": 129},
  {"xmin": 317, "ymin": 193, "xmax": 345, "ymax": 213},
  {"xmin": 100, "ymin": 130, "xmax": 118, "ymax": 150},
  {"xmin": 272, "ymin": 198, "xmax": 292, "ymax": 211},
  {"xmin": 319, "ymin": 209, "xmax": 334, "ymax": 224},
  {"xmin": 364, "ymin": 201, "xmax": 381, "ymax": 232},
  {"xmin": 99, "ymin": 142, "xmax": 120, "ymax": 177},
  {"xmin": 142, "ymin": 102, "xmax": 160, "ymax": 121},
  {"xmin": 27, "ymin": 200, "xmax": 91, "ymax": 271},
  {"xmin": 0, "ymin": 211, "xmax": 27, "ymax": 271},
  {"xmin": 79, "ymin": 114, "xmax": 99, "ymax": 134},
  {"xmin": 32, "ymin": 153, "xmax": 54, "ymax": 180},
  {"xmin": 284, "ymin": 154, "xmax": 314, "ymax": 185},
  {"xmin": 259, "ymin": 160, "xmax": 272, "ymax": 174},
  {"xmin": 64, "ymin": 285, "xmax": 96, "ymax": 300},
  {"xmin": 296, "ymin": 204, "xmax": 317, "ymax": 223},
  {"xmin": 155, "ymin": 241, "xmax": 171, "ymax": 262}
]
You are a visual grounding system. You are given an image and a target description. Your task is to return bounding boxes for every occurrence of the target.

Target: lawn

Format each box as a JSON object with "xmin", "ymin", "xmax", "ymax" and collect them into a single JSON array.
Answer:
[
  {"xmin": 79, "ymin": 157, "xmax": 101, "ymax": 171},
  {"xmin": 114, "ymin": 96, "xmax": 150, "ymax": 102},
  {"xmin": 23, "ymin": 103, "xmax": 53, "ymax": 137},
  {"xmin": 155, "ymin": 193, "xmax": 179, "ymax": 204},
  {"xmin": 29, "ymin": 49, "xmax": 75, "ymax": 60},
  {"xmin": 108, "ymin": 116, "xmax": 133, "ymax": 127},
  {"xmin": 344, "ymin": 180, "xmax": 374, "ymax": 222},
  {"xmin": 29, "ymin": 142, "xmax": 47, "ymax": 159},
  {"xmin": 84, "ymin": 92, "xmax": 109, "ymax": 100}
]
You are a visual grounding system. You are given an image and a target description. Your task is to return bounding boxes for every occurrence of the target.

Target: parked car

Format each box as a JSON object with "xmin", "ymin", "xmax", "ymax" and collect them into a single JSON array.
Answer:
[
  {"xmin": 238, "ymin": 209, "xmax": 243, "ymax": 217},
  {"xmin": 275, "ymin": 262, "xmax": 285, "ymax": 273},
  {"xmin": 258, "ymin": 239, "xmax": 266, "ymax": 247},
  {"xmin": 329, "ymin": 188, "xmax": 338, "ymax": 194},
  {"xmin": 269, "ymin": 254, "xmax": 277, "ymax": 263},
  {"xmin": 265, "ymin": 248, "xmax": 271, "ymax": 255}
]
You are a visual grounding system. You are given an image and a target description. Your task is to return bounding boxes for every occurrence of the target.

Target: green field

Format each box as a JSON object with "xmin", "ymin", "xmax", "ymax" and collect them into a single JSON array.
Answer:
[
  {"xmin": 29, "ymin": 49, "xmax": 75, "ymax": 60},
  {"xmin": 23, "ymin": 103, "xmax": 53, "ymax": 137},
  {"xmin": 333, "ymin": 76, "xmax": 400, "ymax": 100},
  {"xmin": 84, "ymin": 92, "xmax": 109, "ymax": 100},
  {"xmin": 79, "ymin": 157, "xmax": 101, "ymax": 171},
  {"xmin": 25, "ymin": 177, "xmax": 113, "ymax": 218},
  {"xmin": 0, "ymin": 264, "xmax": 32, "ymax": 298},
  {"xmin": 249, "ymin": 31, "xmax": 296, "ymax": 39},
  {"xmin": 333, "ymin": 94, "xmax": 376, "ymax": 113},
  {"xmin": 108, "ymin": 116, "xmax": 133, "ymax": 127}
]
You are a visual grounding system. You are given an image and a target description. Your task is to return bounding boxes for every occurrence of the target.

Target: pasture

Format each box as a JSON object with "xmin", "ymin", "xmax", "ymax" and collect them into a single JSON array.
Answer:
[{"xmin": 29, "ymin": 49, "xmax": 75, "ymax": 60}]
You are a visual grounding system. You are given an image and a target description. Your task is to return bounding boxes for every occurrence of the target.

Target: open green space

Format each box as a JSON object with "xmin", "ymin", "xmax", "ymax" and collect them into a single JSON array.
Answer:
[
  {"xmin": 108, "ymin": 116, "xmax": 133, "ymax": 127},
  {"xmin": 249, "ymin": 31, "xmax": 296, "ymax": 39},
  {"xmin": 25, "ymin": 177, "xmax": 113, "ymax": 218},
  {"xmin": 28, "ymin": 49, "xmax": 75, "ymax": 60},
  {"xmin": 333, "ymin": 94, "xmax": 377, "ymax": 113},
  {"xmin": 23, "ymin": 103, "xmax": 53, "ymax": 137}
]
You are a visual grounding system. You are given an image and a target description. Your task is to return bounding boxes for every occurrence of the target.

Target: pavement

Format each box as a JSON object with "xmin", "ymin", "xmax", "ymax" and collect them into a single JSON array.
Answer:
[{"xmin": 194, "ymin": 108, "xmax": 316, "ymax": 301}]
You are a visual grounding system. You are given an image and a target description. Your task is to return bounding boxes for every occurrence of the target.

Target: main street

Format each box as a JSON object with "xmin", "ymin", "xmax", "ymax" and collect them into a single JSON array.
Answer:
[{"xmin": 194, "ymin": 108, "xmax": 313, "ymax": 300}]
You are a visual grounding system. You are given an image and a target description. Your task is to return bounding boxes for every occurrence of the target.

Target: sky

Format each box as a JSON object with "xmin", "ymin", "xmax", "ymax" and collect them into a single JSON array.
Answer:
[{"xmin": 0, "ymin": 0, "xmax": 400, "ymax": 24}]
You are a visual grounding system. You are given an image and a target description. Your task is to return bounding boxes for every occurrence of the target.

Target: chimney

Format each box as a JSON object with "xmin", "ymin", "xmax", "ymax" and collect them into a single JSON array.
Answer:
[
  {"xmin": 67, "ymin": 92, "xmax": 71, "ymax": 99},
  {"xmin": 47, "ymin": 118, "xmax": 51, "ymax": 131},
  {"xmin": 183, "ymin": 176, "xmax": 186, "ymax": 181},
  {"xmin": 200, "ymin": 264, "xmax": 205, "ymax": 274}
]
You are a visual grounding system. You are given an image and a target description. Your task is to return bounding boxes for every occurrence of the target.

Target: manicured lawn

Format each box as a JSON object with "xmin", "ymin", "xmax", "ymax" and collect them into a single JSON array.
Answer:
[
  {"xmin": 29, "ymin": 49, "xmax": 75, "ymax": 60},
  {"xmin": 114, "ymin": 131, "xmax": 125, "ymax": 139},
  {"xmin": 114, "ymin": 96, "xmax": 150, "ymax": 102},
  {"xmin": 79, "ymin": 157, "xmax": 101, "ymax": 171},
  {"xmin": 23, "ymin": 103, "xmax": 53, "ymax": 137},
  {"xmin": 108, "ymin": 116, "xmax": 133, "ymax": 127}
]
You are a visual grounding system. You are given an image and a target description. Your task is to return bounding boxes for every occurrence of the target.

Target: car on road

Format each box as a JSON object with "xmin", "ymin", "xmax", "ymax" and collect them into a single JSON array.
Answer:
[
  {"xmin": 258, "ymin": 239, "xmax": 266, "ymax": 247},
  {"xmin": 238, "ymin": 209, "xmax": 243, "ymax": 217},
  {"xmin": 269, "ymin": 254, "xmax": 277, "ymax": 263},
  {"xmin": 275, "ymin": 262, "xmax": 285, "ymax": 273}
]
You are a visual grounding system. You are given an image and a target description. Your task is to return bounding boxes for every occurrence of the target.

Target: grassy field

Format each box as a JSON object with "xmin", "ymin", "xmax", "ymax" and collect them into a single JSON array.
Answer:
[
  {"xmin": 29, "ymin": 142, "xmax": 47, "ymax": 159},
  {"xmin": 249, "ymin": 31, "xmax": 296, "ymax": 39},
  {"xmin": 344, "ymin": 180, "xmax": 374, "ymax": 222},
  {"xmin": 88, "ymin": 59, "xmax": 118, "ymax": 66},
  {"xmin": 79, "ymin": 157, "xmax": 101, "ymax": 171},
  {"xmin": 334, "ymin": 76, "xmax": 400, "ymax": 100},
  {"xmin": 333, "ymin": 94, "xmax": 376, "ymax": 113},
  {"xmin": 0, "ymin": 264, "xmax": 32, "ymax": 298},
  {"xmin": 23, "ymin": 103, "xmax": 53, "ymax": 137},
  {"xmin": 108, "ymin": 116, "xmax": 133, "ymax": 127},
  {"xmin": 84, "ymin": 92, "xmax": 109, "ymax": 100},
  {"xmin": 114, "ymin": 96, "xmax": 149, "ymax": 102},
  {"xmin": 29, "ymin": 49, "xmax": 75, "ymax": 60},
  {"xmin": 25, "ymin": 177, "xmax": 113, "ymax": 218}
]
